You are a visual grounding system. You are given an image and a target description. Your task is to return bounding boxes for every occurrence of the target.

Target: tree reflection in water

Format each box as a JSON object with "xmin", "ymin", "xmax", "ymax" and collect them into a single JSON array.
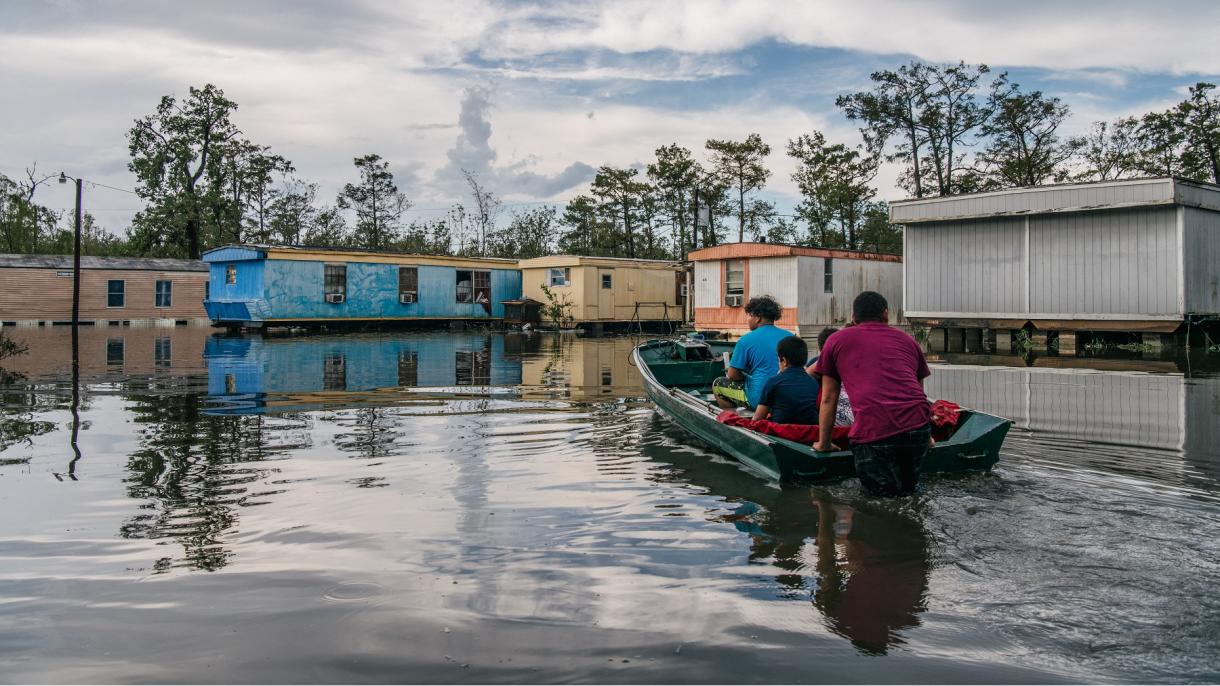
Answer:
[{"xmin": 120, "ymin": 392, "xmax": 290, "ymax": 572}]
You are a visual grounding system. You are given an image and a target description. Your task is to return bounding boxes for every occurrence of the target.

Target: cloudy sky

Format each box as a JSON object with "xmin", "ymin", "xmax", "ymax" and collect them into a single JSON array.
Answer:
[{"xmin": 3, "ymin": 0, "xmax": 1220, "ymax": 233}]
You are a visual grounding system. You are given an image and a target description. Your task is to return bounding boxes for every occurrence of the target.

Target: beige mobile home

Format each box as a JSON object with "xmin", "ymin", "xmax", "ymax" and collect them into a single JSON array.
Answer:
[
  {"xmin": 518, "ymin": 255, "xmax": 684, "ymax": 329},
  {"xmin": 0, "ymin": 255, "xmax": 209, "ymax": 326}
]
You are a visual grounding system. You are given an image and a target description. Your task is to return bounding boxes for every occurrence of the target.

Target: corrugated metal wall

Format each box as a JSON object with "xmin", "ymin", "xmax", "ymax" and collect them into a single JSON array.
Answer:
[
  {"xmin": 1029, "ymin": 208, "xmax": 1177, "ymax": 315},
  {"xmin": 906, "ymin": 207, "xmax": 1180, "ymax": 318},
  {"xmin": 747, "ymin": 256, "xmax": 797, "ymax": 306},
  {"xmin": 799, "ymin": 256, "xmax": 904, "ymax": 328},
  {"xmin": 693, "ymin": 260, "xmax": 719, "ymax": 308},
  {"xmin": 1184, "ymin": 207, "xmax": 1220, "ymax": 313},
  {"xmin": 905, "ymin": 217, "xmax": 1024, "ymax": 315}
]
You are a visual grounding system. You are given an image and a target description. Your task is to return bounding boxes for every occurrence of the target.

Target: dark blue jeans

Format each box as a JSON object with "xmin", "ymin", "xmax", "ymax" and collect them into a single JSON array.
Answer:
[{"xmin": 851, "ymin": 424, "xmax": 932, "ymax": 497}]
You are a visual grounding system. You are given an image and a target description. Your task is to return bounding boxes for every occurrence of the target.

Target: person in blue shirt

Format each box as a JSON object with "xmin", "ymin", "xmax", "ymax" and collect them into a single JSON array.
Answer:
[
  {"xmin": 754, "ymin": 336, "xmax": 821, "ymax": 424},
  {"xmin": 713, "ymin": 295, "xmax": 794, "ymax": 410}
]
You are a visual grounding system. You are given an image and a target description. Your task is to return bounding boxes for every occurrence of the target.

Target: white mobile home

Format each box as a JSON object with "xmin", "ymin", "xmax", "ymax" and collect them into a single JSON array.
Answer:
[
  {"xmin": 893, "ymin": 177, "xmax": 1220, "ymax": 349},
  {"xmin": 689, "ymin": 243, "xmax": 904, "ymax": 339}
]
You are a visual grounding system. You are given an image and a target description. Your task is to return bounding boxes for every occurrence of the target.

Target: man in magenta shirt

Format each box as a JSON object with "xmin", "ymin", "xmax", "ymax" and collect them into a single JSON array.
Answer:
[{"xmin": 813, "ymin": 291, "xmax": 931, "ymax": 496}]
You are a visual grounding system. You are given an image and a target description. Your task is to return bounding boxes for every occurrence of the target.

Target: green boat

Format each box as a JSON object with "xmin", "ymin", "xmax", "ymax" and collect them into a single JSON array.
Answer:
[{"xmin": 631, "ymin": 337, "xmax": 1011, "ymax": 483}]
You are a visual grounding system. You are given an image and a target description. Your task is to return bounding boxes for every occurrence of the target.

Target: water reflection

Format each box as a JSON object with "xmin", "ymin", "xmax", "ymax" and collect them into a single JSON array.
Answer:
[{"xmin": 642, "ymin": 426, "xmax": 930, "ymax": 656}]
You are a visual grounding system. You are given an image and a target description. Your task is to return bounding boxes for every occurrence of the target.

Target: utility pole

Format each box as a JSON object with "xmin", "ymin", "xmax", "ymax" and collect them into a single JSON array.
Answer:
[{"xmin": 59, "ymin": 173, "xmax": 83, "ymax": 328}]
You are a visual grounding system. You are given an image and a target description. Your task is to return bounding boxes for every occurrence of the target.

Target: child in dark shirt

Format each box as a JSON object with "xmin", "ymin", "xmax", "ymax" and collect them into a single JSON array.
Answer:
[{"xmin": 754, "ymin": 336, "xmax": 821, "ymax": 425}]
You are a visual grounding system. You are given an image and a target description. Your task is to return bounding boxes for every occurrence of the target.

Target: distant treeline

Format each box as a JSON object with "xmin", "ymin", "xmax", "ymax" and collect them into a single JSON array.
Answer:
[{"xmin": 3, "ymin": 60, "xmax": 1218, "ymax": 261}]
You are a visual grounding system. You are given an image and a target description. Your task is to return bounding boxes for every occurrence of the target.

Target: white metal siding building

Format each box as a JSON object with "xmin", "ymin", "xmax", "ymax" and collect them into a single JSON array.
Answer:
[
  {"xmin": 893, "ymin": 177, "xmax": 1220, "ymax": 332},
  {"xmin": 689, "ymin": 243, "xmax": 904, "ymax": 339}
]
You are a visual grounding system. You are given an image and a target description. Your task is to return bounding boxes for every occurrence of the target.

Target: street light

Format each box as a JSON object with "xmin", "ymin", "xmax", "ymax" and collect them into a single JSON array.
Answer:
[
  {"xmin": 58, "ymin": 172, "xmax": 84, "ymax": 479},
  {"xmin": 58, "ymin": 172, "xmax": 83, "ymax": 328}
]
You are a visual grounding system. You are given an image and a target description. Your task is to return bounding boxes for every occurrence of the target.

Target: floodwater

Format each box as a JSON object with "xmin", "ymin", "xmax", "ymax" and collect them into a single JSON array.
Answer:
[{"xmin": 1, "ymin": 326, "xmax": 1219, "ymax": 684}]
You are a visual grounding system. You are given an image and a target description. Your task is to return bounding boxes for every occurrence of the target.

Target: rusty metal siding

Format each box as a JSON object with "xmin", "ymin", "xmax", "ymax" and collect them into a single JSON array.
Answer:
[
  {"xmin": 747, "ymin": 256, "xmax": 797, "ymax": 307},
  {"xmin": 905, "ymin": 217, "xmax": 1024, "ymax": 315},
  {"xmin": 1029, "ymin": 207, "xmax": 1178, "ymax": 316},
  {"xmin": 693, "ymin": 260, "xmax": 720, "ymax": 309},
  {"xmin": 1184, "ymin": 207, "xmax": 1220, "ymax": 314},
  {"xmin": 891, "ymin": 178, "xmax": 1176, "ymax": 223},
  {"xmin": 796, "ymin": 255, "xmax": 904, "ymax": 328},
  {"xmin": 0, "ymin": 267, "xmax": 209, "ymax": 321}
]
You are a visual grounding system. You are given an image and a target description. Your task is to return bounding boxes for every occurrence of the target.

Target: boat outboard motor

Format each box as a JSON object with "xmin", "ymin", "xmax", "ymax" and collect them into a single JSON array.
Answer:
[{"xmin": 672, "ymin": 337, "xmax": 713, "ymax": 361}]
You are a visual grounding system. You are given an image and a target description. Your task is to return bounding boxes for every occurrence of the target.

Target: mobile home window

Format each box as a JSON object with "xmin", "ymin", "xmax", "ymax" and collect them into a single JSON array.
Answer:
[
  {"xmin": 549, "ymin": 267, "xmax": 570, "ymax": 286},
  {"xmin": 323, "ymin": 352, "xmax": 346, "ymax": 391},
  {"xmin": 225, "ymin": 264, "xmax": 236, "ymax": 284},
  {"xmin": 456, "ymin": 270, "xmax": 473, "ymax": 302},
  {"xmin": 154, "ymin": 337, "xmax": 171, "ymax": 367},
  {"xmin": 473, "ymin": 270, "xmax": 491, "ymax": 305},
  {"xmin": 398, "ymin": 350, "xmax": 418, "ymax": 387},
  {"xmin": 107, "ymin": 280, "xmax": 125, "ymax": 308},
  {"xmin": 398, "ymin": 267, "xmax": 418, "ymax": 303},
  {"xmin": 456, "ymin": 270, "xmax": 492, "ymax": 304},
  {"xmin": 823, "ymin": 258, "xmax": 833, "ymax": 293},
  {"xmin": 155, "ymin": 280, "xmax": 172, "ymax": 308},
  {"xmin": 724, "ymin": 259, "xmax": 744, "ymax": 307},
  {"xmin": 324, "ymin": 264, "xmax": 347, "ymax": 297},
  {"xmin": 601, "ymin": 273, "xmax": 613, "ymax": 289}
]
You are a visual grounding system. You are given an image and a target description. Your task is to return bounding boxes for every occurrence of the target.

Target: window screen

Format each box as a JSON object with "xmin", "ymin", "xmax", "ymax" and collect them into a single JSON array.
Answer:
[
  {"xmin": 155, "ymin": 280, "xmax": 172, "ymax": 308},
  {"xmin": 824, "ymin": 258, "xmax": 833, "ymax": 293},
  {"xmin": 324, "ymin": 265, "xmax": 346, "ymax": 296},
  {"xmin": 724, "ymin": 260, "xmax": 744, "ymax": 307},
  {"xmin": 225, "ymin": 264, "xmax": 236, "ymax": 284},
  {"xmin": 399, "ymin": 267, "xmax": 418, "ymax": 302},
  {"xmin": 473, "ymin": 270, "xmax": 491, "ymax": 305},
  {"xmin": 107, "ymin": 280, "xmax": 125, "ymax": 308}
]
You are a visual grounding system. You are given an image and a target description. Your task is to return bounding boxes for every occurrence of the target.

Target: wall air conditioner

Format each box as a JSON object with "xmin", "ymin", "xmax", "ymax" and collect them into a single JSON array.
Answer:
[
  {"xmin": 325, "ymin": 293, "xmax": 345, "ymax": 304},
  {"xmin": 725, "ymin": 295, "xmax": 743, "ymax": 308},
  {"xmin": 400, "ymin": 292, "xmax": 416, "ymax": 304}
]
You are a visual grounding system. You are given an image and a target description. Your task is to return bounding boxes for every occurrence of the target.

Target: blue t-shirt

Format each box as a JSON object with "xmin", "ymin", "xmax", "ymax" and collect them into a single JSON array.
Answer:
[
  {"xmin": 759, "ymin": 367, "xmax": 821, "ymax": 425},
  {"xmin": 728, "ymin": 323, "xmax": 794, "ymax": 408}
]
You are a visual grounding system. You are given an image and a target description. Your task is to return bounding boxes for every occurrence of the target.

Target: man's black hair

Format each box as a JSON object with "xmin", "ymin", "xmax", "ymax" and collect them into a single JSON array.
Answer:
[
  {"xmin": 776, "ymin": 335, "xmax": 808, "ymax": 368},
  {"xmin": 744, "ymin": 295, "xmax": 782, "ymax": 322},
  {"xmin": 817, "ymin": 327, "xmax": 838, "ymax": 350},
  {"xmin": 852, "ymin": 291, "xmax": 888, "ymax": 323}
]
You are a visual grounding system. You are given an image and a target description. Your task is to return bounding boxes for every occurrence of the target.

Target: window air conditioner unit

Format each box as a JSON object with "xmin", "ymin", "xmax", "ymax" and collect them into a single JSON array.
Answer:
[
  {"xmin": 725, "ymin": 295, "xmax": 743, "ymax": 307},
  {"xmin": 400, "ymin": 292, "xmax": 416, "ymax": 304},
  {"xmin": 325, "ymin": 293, "xmax": 345, "ymax": 304},
  {"xmin": 680, "ymin": 284, "xmax": 689, "ymax": 297}
]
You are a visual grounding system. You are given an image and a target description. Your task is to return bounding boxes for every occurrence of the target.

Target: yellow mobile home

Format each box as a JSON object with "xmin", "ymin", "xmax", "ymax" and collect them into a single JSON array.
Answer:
[{"xmin": 518, "ymin": 255, "xmax": 684, "ymax": 329}]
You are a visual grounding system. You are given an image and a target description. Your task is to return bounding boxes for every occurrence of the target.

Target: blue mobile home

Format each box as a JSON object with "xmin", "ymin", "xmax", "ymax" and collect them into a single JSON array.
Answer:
[{"xmin": 202, "ymin": 245, "xmax": 523, "ymax": 327}]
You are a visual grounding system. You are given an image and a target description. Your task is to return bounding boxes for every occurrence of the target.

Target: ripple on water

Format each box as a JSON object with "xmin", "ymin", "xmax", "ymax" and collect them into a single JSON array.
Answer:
[{"xmin": 322, "ymin": 582, "xmax": 385, "ymax": 602}]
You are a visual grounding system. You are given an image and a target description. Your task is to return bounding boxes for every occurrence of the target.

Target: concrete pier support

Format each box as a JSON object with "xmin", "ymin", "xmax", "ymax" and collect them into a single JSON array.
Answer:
[
  {"xmin": 964, "ymin": 328, "xmax": 984, "ymax": 353},
  {"xmin": 927, "ymin": 328, "xmax": 948, "ymax": 352},
  {"xmin": 1142, "ymin": 332, "xmax": 1176, "ymax": 352},
  {"xmin": 946, "ymin": 327, "xmax": 966, "ymax": 353},
  {"xmin": 994, "ymin": 329, "xmax": 1013, "ymax": 353},
  {"xmin": 1057, "ymin": 331, "xmax": 1077, "ymax": 355}
]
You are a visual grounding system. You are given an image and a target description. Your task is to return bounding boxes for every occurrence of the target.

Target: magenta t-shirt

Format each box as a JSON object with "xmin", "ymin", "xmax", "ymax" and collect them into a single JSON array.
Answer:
[{"xmin": 813, "ymin": 322, "xmax": 931, "ymax": 443}]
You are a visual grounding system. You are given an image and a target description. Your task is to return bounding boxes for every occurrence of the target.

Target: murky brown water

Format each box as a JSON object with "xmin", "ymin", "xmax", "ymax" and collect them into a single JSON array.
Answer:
[{"xmin": 1, "ymin": 327, "xmax": 1218, "ymax": 683}]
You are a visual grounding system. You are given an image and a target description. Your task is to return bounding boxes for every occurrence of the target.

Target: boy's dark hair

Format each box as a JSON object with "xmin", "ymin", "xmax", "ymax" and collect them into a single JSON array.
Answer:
[
  {"xmin": 744, "ymin": 295, "xmax": 782, "ymax": 322},
  {"xmin": 817, "ymin": 327, "xmax": 838, "ymax": 350},
  {"xmin": 776, "ymin": 335, "xmax": 808, "ymax": 368},
  {"xmin": 852, "ymin": 291, "xmax": 888, "ymax": 323}
]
